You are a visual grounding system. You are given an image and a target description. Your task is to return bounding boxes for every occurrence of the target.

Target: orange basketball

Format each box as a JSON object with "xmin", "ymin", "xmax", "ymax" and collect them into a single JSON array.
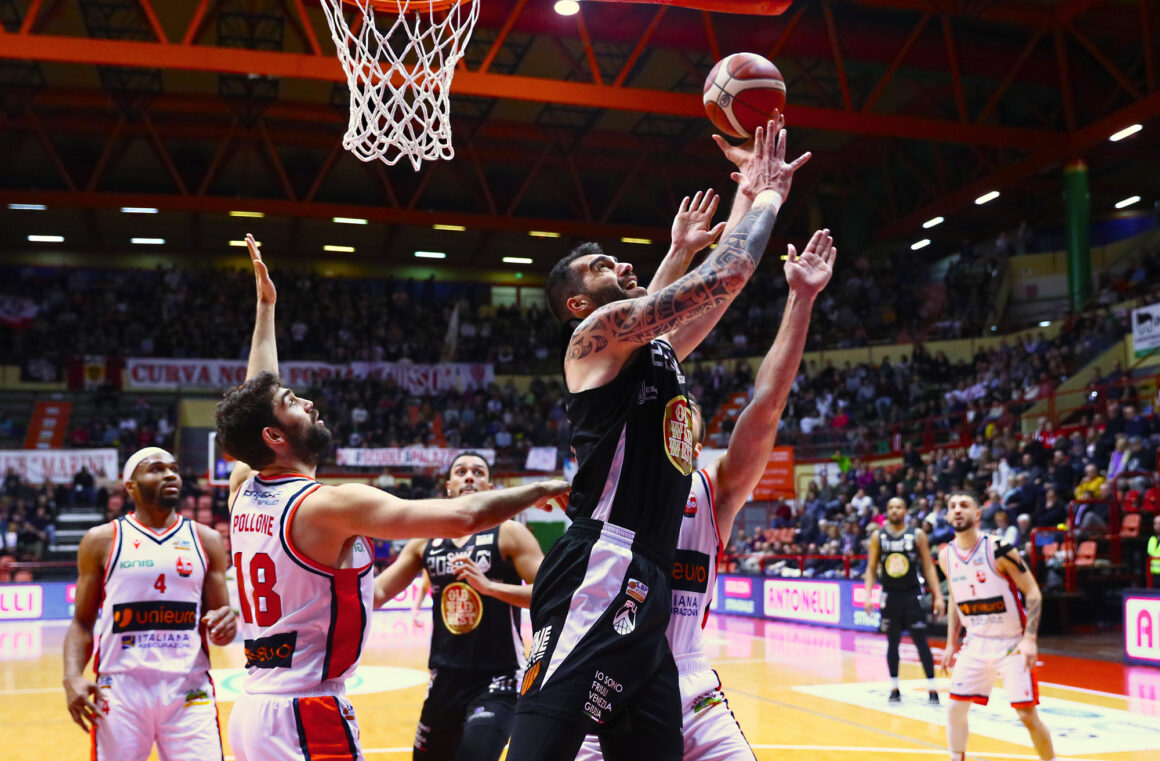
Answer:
[{"xmin": 703, "ymin": 53, "xmax": 787, "ymax": 139}]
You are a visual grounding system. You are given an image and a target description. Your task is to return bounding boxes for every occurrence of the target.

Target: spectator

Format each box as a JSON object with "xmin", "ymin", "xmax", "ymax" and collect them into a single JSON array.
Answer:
[{"xmin": 1074, "ymin": 464, "xmax": 1105, "ymax": 501}]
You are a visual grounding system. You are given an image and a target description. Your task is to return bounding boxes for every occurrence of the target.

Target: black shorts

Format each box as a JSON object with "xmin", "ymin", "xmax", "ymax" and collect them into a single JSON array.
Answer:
[
  {"xmin": 514, "ymin": 519, "xmax": 680, "ymax": 744},
  {"xmin": 881, "ymin": 588, "xmax": 928, "ymax": 633},
  {"xmin": 414, "ymin": 668, "xmax": 518, "ymax": 761}
]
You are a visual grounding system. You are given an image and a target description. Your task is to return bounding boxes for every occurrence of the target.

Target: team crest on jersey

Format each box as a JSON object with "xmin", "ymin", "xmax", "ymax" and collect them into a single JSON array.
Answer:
[
  {"xmin": 612, "ymin": 600, "xmax": 637, "ymax": 635},
  {"xmin": 120, "ymin": 635, "xmax": 136, "ymax": 649},
  {"xmin": 440, "ymin": 582, "xmax": 484, "ymax": 635},
  {"xmin": 133, "ymin": 539, "xmax": 141, "ymax": 550},
  {"xmin": 176, "ymin": 556, "xmax": 194, "ymax": 577},
  {"xmin": 662, "ymin": 396, "xmax": 694, "ymax": 476},
  {"xmin": 684, "ymin": 493, "xmax": 698, "ymax": 518},
  {"xmin": 473, "ymin": 550, "xmax": 492, "ymax": 574},
  {"xmin": 626, "ymin": 578, "xmax": 649, "ymax": 603},
  {"xmin": 976, "ymin": 569, "xmax": 987, "ymax": 583},
  {"xmin": 885, "ymin": 552, "xmax": 910, "ymax": 578}
]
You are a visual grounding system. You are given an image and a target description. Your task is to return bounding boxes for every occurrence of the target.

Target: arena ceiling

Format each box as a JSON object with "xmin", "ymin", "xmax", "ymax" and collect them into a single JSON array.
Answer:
[{"xmin": 0, "ymin": 0, "xmax": 1157, "ymax": 271}]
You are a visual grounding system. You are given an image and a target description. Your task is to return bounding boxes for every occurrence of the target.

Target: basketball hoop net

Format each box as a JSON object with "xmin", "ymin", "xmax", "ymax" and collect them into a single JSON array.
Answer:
[{"xmin": 319, "ymin": 0, "xmax": 481, "ymax": 170}]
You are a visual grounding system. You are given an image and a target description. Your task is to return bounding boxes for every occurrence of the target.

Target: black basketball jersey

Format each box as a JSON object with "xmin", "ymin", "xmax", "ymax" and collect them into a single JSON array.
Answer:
[
  {"xmin": 877, "ymin": 525, "xmax": 923, "ymax": 592},
  {"xmin": 422, "ymin": 527, "xmax": 524, "ymax": 672},
  {"xmin": 566, "ymin": 339, "xmax": 694, "ymax": 561}
]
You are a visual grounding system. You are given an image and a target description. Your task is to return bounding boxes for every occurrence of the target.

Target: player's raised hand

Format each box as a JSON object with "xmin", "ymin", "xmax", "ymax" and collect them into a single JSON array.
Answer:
[
  {"xmin": 784, "ymin": 229, "xmax": 835, "ymax": 298},
  {"xmin": 203, "ymin": 605, "xmax": 238, "ymax": 646},
  {"xmin": 670, "ymin": 189, "xmax": 726, "ymax": 257},
  {"xmin": 64, "ymin": 674, "xmax": 101, "ymax": 732},
  {"xmin": 711, "ymin": 109, "xmax": 784, "ymax": 171},
  {"xmin": 246, "ymin": 233, "xmax": 276, "ymax": 306},
  {"xmin": 729, "ymin": 119, "xmax": 810, "ymax": 205}
]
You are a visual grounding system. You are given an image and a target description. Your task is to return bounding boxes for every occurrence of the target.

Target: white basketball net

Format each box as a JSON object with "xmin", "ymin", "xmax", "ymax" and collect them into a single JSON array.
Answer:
[{"xmin": 319, "ymin": 0, "xmax": 481, "ymax": 170}]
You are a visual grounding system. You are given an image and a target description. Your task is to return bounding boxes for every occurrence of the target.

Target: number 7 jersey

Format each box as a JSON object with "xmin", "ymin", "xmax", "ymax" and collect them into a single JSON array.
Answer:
[{"xmin": 230, "ymin": 473, "xmax": 374, "ymax": 694}]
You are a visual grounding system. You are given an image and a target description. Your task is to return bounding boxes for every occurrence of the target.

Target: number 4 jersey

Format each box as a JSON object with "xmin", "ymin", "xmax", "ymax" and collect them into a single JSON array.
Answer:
[{"xmin": 230, "ymin": 473, "xmax": 374, "ymax": 694}]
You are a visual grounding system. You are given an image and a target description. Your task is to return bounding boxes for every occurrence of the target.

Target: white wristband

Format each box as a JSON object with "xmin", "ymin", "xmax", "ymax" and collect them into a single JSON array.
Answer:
[{"xmin": 754, "ymin": 189, "xmax": 783, "ymax": 213}]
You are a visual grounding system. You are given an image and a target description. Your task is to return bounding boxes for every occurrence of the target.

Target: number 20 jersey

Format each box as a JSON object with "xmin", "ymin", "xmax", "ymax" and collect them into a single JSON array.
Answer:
[{"xmin": 230, "ymin": 473, "xmax": 374, "ymax": 694}]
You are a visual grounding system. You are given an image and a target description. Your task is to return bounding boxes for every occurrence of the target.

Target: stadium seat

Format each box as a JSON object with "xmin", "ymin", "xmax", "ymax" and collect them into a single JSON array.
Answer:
[
  {"xmin": 195, "ymin": 508, "xmax": 213, "ymax": 525},
  {"xmin": 182, "ymin": 495, "xmax": 196, "ymax": 511},
  {"xmin": 1145, "ymin": 488, "xmax": 1160, "ymax": 512},
  {"xmin": 1120, "ymin": 512, "xmax": 1141, "ymax": 538},
  {"xmin": 1041, "ymin": 543, "xmax": 1059, "ymax": 560},
  {"xmin": 13, "ymin": 570, "xmax": 33, "ymax": 582},
  {"xmin": 1075, "ymin": 540, "xmax": 1098, "ymax": 568},
  {"xmin": 196, "ymin": 494, "xmax": 213, "ymax": 511},
  {"xmin": 1124, "ymin": 490, "xmax": 1143, "ymax": 511},
  {"xmin": 179, "ymin": 506, "xmax": 195, "ymax": 519}
]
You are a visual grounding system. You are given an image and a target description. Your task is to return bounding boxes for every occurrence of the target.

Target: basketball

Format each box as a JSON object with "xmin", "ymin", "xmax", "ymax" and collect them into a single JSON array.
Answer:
[{"xmin": 703, "ymin": 52, "xmax": 786, "ymax": 139}]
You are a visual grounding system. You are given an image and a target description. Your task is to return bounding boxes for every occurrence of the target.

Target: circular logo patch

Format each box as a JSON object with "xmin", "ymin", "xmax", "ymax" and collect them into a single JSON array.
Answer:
[
  {"xmin": 441, "ymin": 582, "xmax": 484, "ymax": 634},
  {"xmin": 885, "ymin": 552, "xmax": 910, "ymax": 578},
  {"xmin": 662, "ymin": 395, "xmax": 694, "ymax": 476}
]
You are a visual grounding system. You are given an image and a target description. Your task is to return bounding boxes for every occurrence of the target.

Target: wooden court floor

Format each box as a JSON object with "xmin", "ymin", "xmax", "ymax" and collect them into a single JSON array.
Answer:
[{"xmin": 3, "ymin": 611, "xmax": 1158, "ymax": 761}]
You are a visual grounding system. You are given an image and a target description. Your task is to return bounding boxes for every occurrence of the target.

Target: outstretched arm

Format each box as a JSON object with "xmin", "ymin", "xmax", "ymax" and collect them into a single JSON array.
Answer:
[
  {"xmin": 566, "ymin": 122, "xmax": 810, "ymax": 392},
  {"xmin": 231, "ymin": 233, "xmax": 277, "ymax": 495},
  {"xmin": 373, "ymin": 539, "xmax": 425, "ymax": 609},
  {"xmin": 703, "ymin": 230, "xmax": 834, "ymax": 540},
  {"xmin": 453, "ymin": 521, "xmax": 544, "ymax": 609},
  {"xmin": 63, "ymin": 526, "xmax": 110, "ymax": 733},
  {"xmin": 648, "ymin": 190, "xmax": 725, "ymax": 295}
]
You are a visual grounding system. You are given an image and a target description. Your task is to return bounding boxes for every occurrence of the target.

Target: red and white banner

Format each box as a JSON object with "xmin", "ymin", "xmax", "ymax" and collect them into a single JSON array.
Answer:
[
  {"xmin": 0, "ymin": 295, "xmax": 39, "ymax": 329},
  {"xmin": 336, "ymin": 447, "xmax": 496, "ymax": 469},
  {"xmin": 125, "ymin": 358, "xmax": 494, "ymax": 394},
  {"xmin": 0, "ymin": 448, "xmax": 119, "ymax": 484},
  {"xmin": 763, "ymin": 579, "xmax": 841, "ymax": 624}
]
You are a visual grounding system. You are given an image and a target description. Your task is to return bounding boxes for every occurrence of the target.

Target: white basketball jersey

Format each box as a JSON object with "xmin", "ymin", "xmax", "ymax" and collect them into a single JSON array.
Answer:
[
  {"xmin": 94, "ymin": 514, "xmax": 209, "ymax": 676},
  {"xmin": 943, "ymin": 534, "xmax": 1025, "ymax": 639},
  {"xmin": 230, "ymin": 473, "xmax": 374, "ymax": 694},
  {"xmin": 666, "ymin": 469, "xmax": 721, "ymax": 658}
]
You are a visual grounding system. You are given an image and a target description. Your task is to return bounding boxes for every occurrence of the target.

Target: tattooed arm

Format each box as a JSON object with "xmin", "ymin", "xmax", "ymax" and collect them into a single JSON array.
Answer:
[
  {"xmin": 998, "ymin": 548, "xmax": 1043, "ymax": 670},
  {"xmin": 565, "ymin": 123, "xmax": 810, "ymax": 392}
]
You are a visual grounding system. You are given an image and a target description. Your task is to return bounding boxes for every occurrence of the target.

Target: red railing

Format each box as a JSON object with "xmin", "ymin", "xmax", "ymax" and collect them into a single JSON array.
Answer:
[{"xmin": 720, "ymin": 552, "xmax": 868, "ymax": 579}]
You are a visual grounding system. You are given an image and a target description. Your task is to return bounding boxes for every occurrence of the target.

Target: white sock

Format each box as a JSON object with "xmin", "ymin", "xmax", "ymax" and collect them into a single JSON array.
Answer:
[
  {"xmin": 950, "ymin": 753, "xmax": 965, "ymax": 761},
  {"xmin": 891, "ymin": 677, "xmax": 900, "ymax": 690},
  {"xmin": 928, "ymin": 677, "xmax": 938, "ymax": 691}
]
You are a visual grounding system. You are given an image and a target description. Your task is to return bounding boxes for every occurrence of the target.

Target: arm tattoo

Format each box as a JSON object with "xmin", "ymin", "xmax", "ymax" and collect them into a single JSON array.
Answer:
[
  {"xmin": 568, "ymin": 204, "xmax": 777, "ymax": 358},
  {"xmin": 1023, "ymin": 595, "xmax": 1042, "ymax": 637}
]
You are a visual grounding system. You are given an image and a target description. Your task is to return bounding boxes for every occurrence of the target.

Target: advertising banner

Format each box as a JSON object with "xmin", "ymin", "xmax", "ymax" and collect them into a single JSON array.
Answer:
[
  {"xmin": 1124, "ymin": 591, "xmax": 1160, "ymax": 665},
  {"xmin": 1132, "ymin": 302, "xmax": 1160, "ymax": 358},
  {"xmin": 0, "ymin": 582, "xmax": 76, "ymax": 620},
  {"xmin": 0, "ymin": 448, "xmax": 119, "ymax": 484},
  {"xmin": 337, "ymin": 447, "xmax": 496, "ymax": 469},
  {"xmin": 752, "ymin": 446, "xmax": 795, "ymax": 500},
  {"xmin": 714, "ymin": 574, "xmax": 881, "ymax": 632}
]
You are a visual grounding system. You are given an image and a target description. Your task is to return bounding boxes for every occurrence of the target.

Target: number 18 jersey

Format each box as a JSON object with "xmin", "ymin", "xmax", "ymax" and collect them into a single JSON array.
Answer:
[{"xmin": 230, "ymin": 473, "xmax": 374, "ymax": 694}]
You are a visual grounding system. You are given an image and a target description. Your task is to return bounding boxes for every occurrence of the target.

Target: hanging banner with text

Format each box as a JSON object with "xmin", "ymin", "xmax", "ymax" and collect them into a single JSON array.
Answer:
[
  {"xmin": 337, "ymin": 447, "xmax": 496, "ymax": 469},
  {"xmin": 0, "ymin": 448, "xmax": 119, "ymax": 484},
  {"xmin": 1132, "ymin": 302, "xmax": 1160, "ymax": 358},
  {"xmin": 125, "ymin": 358, "xmax": 494, "ymax": 394}
]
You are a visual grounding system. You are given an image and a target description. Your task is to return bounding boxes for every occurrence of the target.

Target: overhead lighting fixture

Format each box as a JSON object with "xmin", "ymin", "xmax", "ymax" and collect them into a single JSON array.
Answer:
[
  {"xmin": 620, "ymin": 237, "xmax": 652, "ymax": 245},
  {"xmin": 554, "ymin": 0, "xmax": 580, "ymax": 15},
  {"xmin": 1115, "ymin": 195, "xmax": 1141, "ymax": 209},
  {"xmin": 131, "ymin": 237, "xmax": 165, "ymax": 245},
  {"xmin": 911, "ymin": 239, "xmax": 931, "ymax": 250},
  {"xmin": 121, "ymin": 207, "xmax": 158, "ymax": 214},
  {"xmin": 229, "ymin": 239, "xmax": 259, "ymax": 247},
  {"xmin": 414, "ymin": 251, "xmax": 446, "ymax": 259},
  {"xmin": 1038, "ymin": 320, "xmax": 1051, "ymax": 328},
  {"xmin": 433, "ymin": 224, "xmax": 467, "ymax": 232},
  {"xmin": 323, "ymin": 244, "xmax": 355, "ymax": 253},
  {"xmin": 923, "ymin": 216, "xmax": 944, "ymax": 228},
  {"xmin": 28, "ymin": 235, "xmax": 63, "ymax": 243},
  {"xmin": 8, "ymin": 203, "xmax": 46, "ymax": 211},
  {"xmin": 1109, "ymin": 124, "xmax": 1142, "ymax": 142},
  {"xmin": 333, "ymin": 216, "xmax": 367, "ymax": 225},
  {"xmin": 503, "ymin": 256, "xmax": 533, "ymax": 264},
  {"xmin": 229, "ymin": 210, "xmax": 265, "ymax": 218},
  {"xmin": 529, "ymin": 231, "xmax": 561, "ymax": 238},
  {"xmin": 974, "ymin": 191, "xmax": 1000, "ymax": 205}
]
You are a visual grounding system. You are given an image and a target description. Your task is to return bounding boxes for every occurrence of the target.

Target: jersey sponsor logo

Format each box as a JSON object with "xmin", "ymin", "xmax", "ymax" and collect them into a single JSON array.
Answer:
[
  {"xmin": 684, "ymin": 493, "xmax": 698, "ymax": 518},
  {"xmin": 586, "ymin": 669, "xmax": 624, "ymax": 723},
  {"xmin": 120, "ymin": 631, "xmax": 192, "ymax": 650},
  {"xmin": 520, "ymin": 625, "xmax": 552, "ymax": 695},
  {"xmin": 440, "ymin": 582, "xmax": 484, "ymax": 635},
  {"xmin": 672, "ymin": 550, "xmax": 710, "ymax": 593},
  {"xmin": 183, "ymin": 688, "xmax": 211, "ymax": 707},
  {"xmin": 662, "ymin": 396, "xmax": 694, "ymax": 476},
  {"xmin": 692, "ymin": 691, "xmax": 724, "ymax": 714},
  {"xmin": 232, "ymin": 511, "xmax": 277, "ymax": 536},
  {"xmin": 112, "ymin": 601, "xmax": 198, "ymax": 632},
  {"xmin": 176, "ymin": 556, "xmax": 194, "ymax": 577},
  {"xmin": 649, "ymin": 342, "xmax": 684, "ymax": 382},
  {"xmin": 637, "ymin": 382, "xmax": 658, "ymax": 405},
  {"xmin": 977, "ymin": 569, "xmax": 987, "ymax": 583},
  {"xmin": 884, "ymin": 552, "xmax": 911, "ymax": 578},
  {"xmin": 243, "ymin": 631, "xmax": 297, "ymax": 669},
  {"xmin": 672, "ymin": 592, "xmax": 701, "ymax": 617},
  {"xmin": 132, "ymin": 539, "xmax": 141, "ymax": 549},
  {"xmin": 174, "ymin": 540, "xmax": 193, "ymax": 551},
  {"xmin": 239, "ymin": 488, "xmax": 281, "ymax": 506},
  {"xmin": 626, "ymin": 578, "xmax": 650, "ymax": 602},
  {"xmin": 612, "ymin": 599, "xmax": 637, "ymax": 635},
  {"xmin": 957, "ymin": 596, "xmax": 1008, "ymax": 617},
  {"xmin": 119, "ymin": 559, "xmax": 154, "ymax": 569},
  {"xmin": 488, "ymin": 674, "xmax": 517, "ymax": 694},
  {"xmin": 120, "ymin": 635, "xmax": 135, "ymax": 649}
]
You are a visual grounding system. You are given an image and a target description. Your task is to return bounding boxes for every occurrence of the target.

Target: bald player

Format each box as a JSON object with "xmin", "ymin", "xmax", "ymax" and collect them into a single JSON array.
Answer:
[{"xmin": 63, "ymin": 447, "xmax": 236, "ymax": 761}]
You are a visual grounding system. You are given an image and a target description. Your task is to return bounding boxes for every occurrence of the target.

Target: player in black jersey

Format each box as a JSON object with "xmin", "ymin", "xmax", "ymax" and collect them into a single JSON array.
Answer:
[
  {"xmin": 506, "ymin": 121, "xmax": 810, "ymax": 761},
  {"xmin": 864, "ymin": 497, "xmax": 945, "ymax": 704},
  {"xmin": 371, "ymin": 451, "xmax": 545, "ymax": 761}
]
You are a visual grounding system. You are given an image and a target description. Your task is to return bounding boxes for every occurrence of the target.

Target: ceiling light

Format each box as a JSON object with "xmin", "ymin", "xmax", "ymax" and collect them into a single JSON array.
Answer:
[
  {"xmin": 620, "ymin": 237, "xmax": 652, "ymax": 245},
  {"xmin": 434, "ymin": 224, "xmax": 467, "ymax": 231},
  {"xmin": 229, "ymin": 210, "xmax": 264, "ymax": 218},
  {"xmin": 229, "ymin": 239, "xmax": 259, "ymax": 247},
  {"xmin": 529, "ymin": 231, "xmax": 560, "ymax": 238},
  {"xmin": 974, "ymin": 191, "xmax": 999, "ymax": 205},
  {"xmin": 333, "ymin": 216, "xmax": 367, "ymax": 225},
  {"xmin": 911, "ymin": 239, "xmax": 931, "ymax": 250},
  {"xmin": 503, "ymin": 257, "xmax": 533, "ymax": 264},
  {"xmin": 121, "ymin": 207, "xmax": 158, "ymax": 214},
  {"xmin": 415, "ymin": 251, "xmax": 446, "ymax": 259},
  {"xmin": 1115, "ymin": 195, "xmax": 1141, "ymax": 209},
  {"xmin": 554, "ymin": 0, "xmax": 580, "ymax": 16},
  {"xmin": 8, "ymin": 203, "xmax": 46, "ymax": 211},
  {"xmin": 131, "ymin": 237, "xmax": 165, "ymax": 245},
  {"xmin": 28, "ymin": 235, "xmax": 63, "ymax": 243},
  {"xmin": 1038, "ymin": 320, "xmax": 1051, "ymax": 327},
  {"xmin": 324, "ymin": 245, "xmax": 355, "ymax": 253},
  {"xmin": 1109, "ymin": 124, "xmax": 1142, "ymax": 142},
  {"xmin": 923, "ymin": 216, "xmax": 944, "ymax": 228}
]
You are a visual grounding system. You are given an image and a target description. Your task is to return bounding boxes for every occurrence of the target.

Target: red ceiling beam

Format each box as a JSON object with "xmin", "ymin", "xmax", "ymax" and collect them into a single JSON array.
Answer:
[
  {"xmin": 574, "ymin": 11, "xmax": 604, "ymax": 86},
  {"xmin": 976, "ymin": 31, "xmax": 1045, "ymax": 124},
  {"xmin": 1064, "ymin": 21, "xmax": 1143, "ymax": 100},
  {"xmin": 1054, "ymin": 28, "xmax": 1077, "ymax": 133},
  {"xmin": 182, "ymin": 0, "xmax": 213, "ymax": 45},
  {"xmin": 0, "ymin": 189, "xmax": 671, "ymax": 240},
  {"xmin": 941, "ymin": 15, "xmax": 967, "ymax": 123},
  {"xmin": 821, "ymin": 1, "xmax": 853, "ymax": 111},
  {"xmin": 478, "ymin": 0, "xmax": 529, "ymax": 74},
  {"xmin": 862, "ymin": 11, "xmax": 929, "ymax": 112},
  {"xmin": 613, "ymin": 6, "xmax": 666, "ymax": 87}
]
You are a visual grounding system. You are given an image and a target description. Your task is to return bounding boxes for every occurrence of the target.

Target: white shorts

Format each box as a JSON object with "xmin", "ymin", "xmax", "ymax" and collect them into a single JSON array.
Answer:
[
  {"xmin": 93, "ymin": 670, "xmax": 222, "ymax": 761},
  {"xmin": 575, "ymin": 655, "xmax": 755, "ymax": 761},
  {"xmin": 228, "ymin": 681, "xmax": 364, "ymax": 761},
  {"xmin": 949, "ymin": 635, "xmax": 1039, "ymax": 708}
]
